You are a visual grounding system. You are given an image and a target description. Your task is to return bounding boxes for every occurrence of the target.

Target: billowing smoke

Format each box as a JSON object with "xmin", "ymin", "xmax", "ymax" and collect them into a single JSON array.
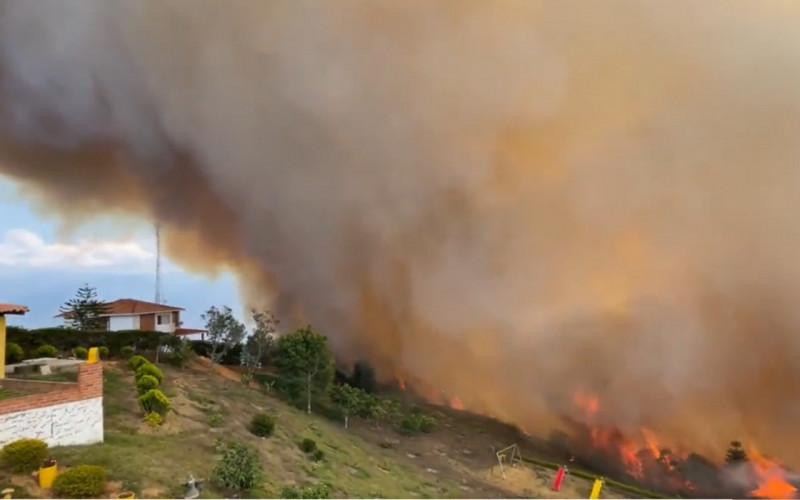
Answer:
[{"xmin": 1, "ymin": 0, "xmax": 800, "ymax": 467}]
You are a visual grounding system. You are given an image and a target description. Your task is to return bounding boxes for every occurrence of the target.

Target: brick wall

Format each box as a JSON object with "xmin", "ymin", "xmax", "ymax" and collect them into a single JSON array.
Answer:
[{"xmin": 0, "ymin": 362, "xmax": 104, "ymax": 447}]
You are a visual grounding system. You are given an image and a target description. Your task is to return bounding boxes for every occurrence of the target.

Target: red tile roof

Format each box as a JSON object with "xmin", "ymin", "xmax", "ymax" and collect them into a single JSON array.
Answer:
[
  {"xmin": 102, "ymin": 298, "xmax": 184, "ymax": 315},
  {"xmin": 55, "ymin": 298, "xmax": 184, "ymax": 318},
  {"xmin": 0, "ymin": 303, "xmax": 28, "ymax": 315}
]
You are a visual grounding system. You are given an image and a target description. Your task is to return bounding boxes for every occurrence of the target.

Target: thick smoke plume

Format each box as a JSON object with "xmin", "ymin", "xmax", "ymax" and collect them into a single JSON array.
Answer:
[{"xmin": 1, "ymin": 0, "xmax": 800, "ymax": 466}]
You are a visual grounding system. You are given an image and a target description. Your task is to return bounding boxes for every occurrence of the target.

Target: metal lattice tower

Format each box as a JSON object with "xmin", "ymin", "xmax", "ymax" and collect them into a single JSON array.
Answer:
[{"xmin": 154, "ymin": 223, "xmax": 163, "ymax": 304}]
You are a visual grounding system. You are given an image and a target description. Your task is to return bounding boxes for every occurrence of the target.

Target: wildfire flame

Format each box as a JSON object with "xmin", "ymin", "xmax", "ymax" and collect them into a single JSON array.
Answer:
[
  {"xmin": 749, "ymin": 449, "xmax": 797, "ymax": 499},
  {"xmin": 448, "ymin": 396, "xmax": 465, "ymax": 410},
  {"xmin": 571, "ymin": 390, "xmax": 688, "ymax": 487}
]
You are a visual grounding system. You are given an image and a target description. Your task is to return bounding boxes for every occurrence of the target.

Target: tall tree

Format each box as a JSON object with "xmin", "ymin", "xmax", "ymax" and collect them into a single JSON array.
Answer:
[
  {"xmin": 59, "ymin": 283, "xmax": 108, "ymax": 331},
  {"xmin": 203, "ymin": 305, "xmax": 246, "ymax": 365},
  {"xmin": 274, "ymin": 326, "xmax": 335, "ymax": 414},
  {"xmin": 240, "ymin": 309, "xmax": 278, "ymax": 381},
  {"xmin": 725, "ymin": 440, "xmax": 748, "ymax": 464}
]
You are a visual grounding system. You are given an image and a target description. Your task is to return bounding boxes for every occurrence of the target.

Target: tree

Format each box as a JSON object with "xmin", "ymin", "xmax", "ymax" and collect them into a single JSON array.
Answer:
[
  {"xmin": 350, "ymin": 360, "xmax": 376, "ymax": 393},
  {"xmin": 362, "ymin": 396, "xmax": 398, "ymax": 430},
  {"xmin": 725, "ymin": 440, "xmax": 748, "ymax": 464},
  {"xmin": 240, "ymin": 309, "xmax": 278, "ymax": 381},
  {"xmin": 59, "ymin": 284, "xmax": 108, "ymax": 331},
  {"xmin": 203, "ymin": 305, "xmax": 246, "ymax": 365},
  {"xmin": 329, "ymin": 384, "xmax": 366, "ymax": 429},
  {"xmin": 274, "ymin": 326, "xmax": 335, "ymax": 414}
]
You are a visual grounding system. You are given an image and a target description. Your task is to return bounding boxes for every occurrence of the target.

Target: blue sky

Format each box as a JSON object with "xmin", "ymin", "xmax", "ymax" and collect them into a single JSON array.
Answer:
[{"xmin": 0, "ymin": 177, "xmax": 242, "ymax": 329}]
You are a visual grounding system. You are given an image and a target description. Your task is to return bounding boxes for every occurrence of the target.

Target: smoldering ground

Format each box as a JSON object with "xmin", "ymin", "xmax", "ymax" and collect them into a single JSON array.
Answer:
[{"xmin": 1, "ymin": 0, "xmax": 800, "ymax": 468}]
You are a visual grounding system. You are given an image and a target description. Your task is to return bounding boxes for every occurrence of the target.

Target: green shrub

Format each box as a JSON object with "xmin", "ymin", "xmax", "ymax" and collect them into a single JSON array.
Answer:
[
  {"xmin": 299, "ymin": 438, "xmax": 317, "ymax": 454},
  {"xmin": 135, "ymin": 363, "xmax": 164, "ymax": 384},
  {"xmin": 399, "ymin": 412, "xmax": 437, "ymax": 435},
  {"xmin": 211, "ymin": 442, "xmax": 262, "ymax": 492},
  {"xmin": 121, "ymin": 346, "xmax": 135, "ymax": 359},
  {"xmin": 310, "ymin": 449, "xmax": 325, "ymax": 462},
  {"xmin": 98, "ymin": 346, "xmax": 110, "ymax": 359},
  {"xmin": 136, "ymin": 374, "xmax": 160, "ymax": 395},
  {"xmin": 138, "ymin": 389, "xmax": 171, "ymax": 416},
  {"xmin": 52, "ymin": 465, "xmax": 106, "ymax": 498},
  {"xmin": 127, "ymin": 355, "xmax": 149, "ymax": 371},
  {"xmin": 281, "ymin": 483, "xmax": 331, "ymax": 499},
  {"xmin": 33, "ymin": 344, "xmax": 58, "ymax": 358},
  {"xmin": 5, "ymin": 342, "xmax": 24, "ymax": 364},
  {"xmin": 249, "ymin": 413, "xmax": 275, "ymax": 438},
  {"xmin": 208, "ymin": 413, "xmax": 224, "ymax": 427},
  {"xmin": 73, "ymin": 347, "xmax": 88, "ymax": 360},
  {"xmin": 144, "ymin": 412, "xmax": 164, "ymax": 427},
  {"xmin": 166, "ymin": 338, "xmax": 194, "ymax": 368},
  {"xmin": 0, "ymin": 438, "xmax": 48, "ymax": 473}
]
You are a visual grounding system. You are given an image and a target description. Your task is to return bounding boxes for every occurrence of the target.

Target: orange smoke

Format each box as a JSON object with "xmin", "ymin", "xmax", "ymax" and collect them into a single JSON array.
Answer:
[{"xmin": 750, "ymin": 449, "xmax": 797, "ymax": 499}]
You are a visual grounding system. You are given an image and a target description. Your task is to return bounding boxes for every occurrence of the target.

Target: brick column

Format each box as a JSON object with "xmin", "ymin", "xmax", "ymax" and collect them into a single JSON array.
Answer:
[{"xmin": 0, "ymin": 315, "xmax": 6, "ymax": 380}]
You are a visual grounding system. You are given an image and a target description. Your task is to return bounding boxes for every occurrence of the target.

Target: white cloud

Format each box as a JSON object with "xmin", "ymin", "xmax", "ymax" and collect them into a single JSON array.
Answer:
[{"xmin": 0, "ymin": 228, "xmax": 158, "ymax": 273}]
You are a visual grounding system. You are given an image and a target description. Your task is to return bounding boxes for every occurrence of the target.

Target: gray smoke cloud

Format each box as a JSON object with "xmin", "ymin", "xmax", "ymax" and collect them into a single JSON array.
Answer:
[{"xmin": 1, "ymin": 0, "xmax": 799, "ymax": 467}]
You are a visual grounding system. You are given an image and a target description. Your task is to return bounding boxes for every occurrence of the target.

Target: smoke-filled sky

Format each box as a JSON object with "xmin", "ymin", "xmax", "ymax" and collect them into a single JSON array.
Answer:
[{"xmin": 1, "ymin": 0, "xmax": 799, "ymax": 465}]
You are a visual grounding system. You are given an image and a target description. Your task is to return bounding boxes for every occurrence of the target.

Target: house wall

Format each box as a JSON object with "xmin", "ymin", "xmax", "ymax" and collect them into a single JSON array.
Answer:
[
  {"xmin": 140, "ymin": 313, "xmax": 155, "ymax": 331},
  {"xmin": 178, "ymin": 332, "xmax": 205, "ymax": 341},
  {"xmin": 108, "ymin": 314, "xmax": 140, "ymax": 331},
  {"xmin": 154, "ymin": 312, "xmax": 176, "ymax": 333},
  {"xmin": 0, "ymin": 363, "xmax": 104, "ymax": 447}
]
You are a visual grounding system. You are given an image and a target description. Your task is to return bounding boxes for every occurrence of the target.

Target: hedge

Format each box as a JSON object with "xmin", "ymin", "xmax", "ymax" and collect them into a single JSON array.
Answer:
[
  {"xmin": 7, "ymin": 326, "xmax": 170, "ymax": 355},
  {"xmin": 6, "ymin": 326, "xmax": 242, "ymax": 364}
]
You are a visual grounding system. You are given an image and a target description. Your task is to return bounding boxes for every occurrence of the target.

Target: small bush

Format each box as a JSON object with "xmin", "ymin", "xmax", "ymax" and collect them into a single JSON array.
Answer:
[
  {"xmin": 400, "ymin": 412, "xmax": 437, "ymax": 435},
  {"xmin": 128, "ymin": 355, "xmax": 149, "ymax": 371},
  {"xmin": 135, "ymin": 363, "xmax": 164, "ymax": 384},
  {"xmin": 98, "ymin": 346, "xmax": 110, "ymax": 359},
  {"xmin": 212, "ymin": 442, "xmax": 262, "ymax": 492},
  {"xmin": 136, "ymin": 374, "xmax": 160, "ymax": 395},
  {"xmin": 299, "ymin": 438, "xmax": 317, "ymax": 454},
  {"xmin": 166, "ymin": 338, "xmax": 194, "ymax": 368},
  {"xmin": 5, "ymin": 342, "xmax": 24, "ymax": 364},
  {"xmin": 73, "ymin": 347, "xmax": 88, "ymax": 360},
  {"xmin": 52, "ymin": 465, "xmax": 106, "ymax": 498},
  {"xmin": 281, "ymin": 483, "xmax": 331, "ymax": 499},
  {"xmin": 0, "ymin": 438, "xmax": 48, "ymax": 473},
  {"xmin": 33, "ymin": 344, "xmax": 58, "ymax": 358},
  {"xmin": 208, "ymin": 413, "xmax": 224, "ymax": 427},
  {"xmin": 144, "ymin": 412, "xmax": 164, "ymax": 427},
  {"xmin": 138, "ymin": 389, "xmax": 171, "ymax": 416},
  {"xmin": 121, "ymin": 346, "xmax": 135, "ymax": 359},
  {"xmin": 249, "ymin": 413, "xmax": 275, "ymax": 438},
  {"xmin": 311, "ymin": 449, "xmax": 325, "ymax": 462}
]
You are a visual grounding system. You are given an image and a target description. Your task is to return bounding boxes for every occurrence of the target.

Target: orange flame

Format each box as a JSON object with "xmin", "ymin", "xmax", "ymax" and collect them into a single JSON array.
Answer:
[
  {"xmin": 571, "ymin": 390, "xmax": 689, "ymax": 484},
  {"xmin": 750, "ymin": 449, "xmax": 797, "ymax": 499},
  {"xmin": 448, "ymin": 396, "xmax": 465, "ymax": 410}
]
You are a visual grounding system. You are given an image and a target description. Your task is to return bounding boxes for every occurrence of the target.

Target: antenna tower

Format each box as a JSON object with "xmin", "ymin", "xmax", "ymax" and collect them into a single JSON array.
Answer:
[{"xmin": 155, "ymin": 223, "xmax": 163, "ymax": 304}]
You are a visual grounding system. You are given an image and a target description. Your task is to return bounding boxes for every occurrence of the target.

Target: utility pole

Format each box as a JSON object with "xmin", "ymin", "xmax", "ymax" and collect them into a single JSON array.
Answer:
[{"xmin": 155, "ymin": 223, "xmax": 162, "ymax": 304}]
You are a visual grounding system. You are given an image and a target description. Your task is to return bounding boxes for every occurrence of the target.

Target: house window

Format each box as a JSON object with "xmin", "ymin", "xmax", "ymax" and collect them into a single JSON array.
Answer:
[{"xmin": 156, "ymin": 313, "xmax": 172, "ymax": 325}]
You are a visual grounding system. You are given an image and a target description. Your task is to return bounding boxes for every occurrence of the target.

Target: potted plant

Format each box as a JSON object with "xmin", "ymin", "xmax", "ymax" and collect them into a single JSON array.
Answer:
[{"xmin": 38, "ymin": 458, "xmax": 57, "ymax": 488}]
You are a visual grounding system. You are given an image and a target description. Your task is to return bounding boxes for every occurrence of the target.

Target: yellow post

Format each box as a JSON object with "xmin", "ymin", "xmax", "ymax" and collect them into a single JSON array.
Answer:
[
  {"xmin": 589, "ymin": 477, "xmax": 604, "ymax": 499},
  {"xmin": 38, "ymin": 461, "xmax": 58, "ymax": 488},
  {"xmin": 0, "ymin": 315, "xmax": 6, "ymax": 380},
  {"xmin": 87, "ymin": 347, "xmax": 99, "ymax": 364}
]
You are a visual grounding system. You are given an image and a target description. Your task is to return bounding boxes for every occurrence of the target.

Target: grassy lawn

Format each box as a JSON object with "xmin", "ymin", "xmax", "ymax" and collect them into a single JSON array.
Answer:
[{"xmin": 44, "ymin": 362, "xmax": 478, "ymax": 499}]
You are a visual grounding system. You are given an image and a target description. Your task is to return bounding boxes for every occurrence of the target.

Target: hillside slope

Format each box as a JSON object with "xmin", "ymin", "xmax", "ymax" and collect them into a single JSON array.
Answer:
[{"xmin": 4, "ymin": 359, "xmax": 635, "ymax": 498}]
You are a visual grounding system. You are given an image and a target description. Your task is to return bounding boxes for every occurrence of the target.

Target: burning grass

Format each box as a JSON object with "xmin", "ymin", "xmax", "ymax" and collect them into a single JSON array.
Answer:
[{"xmin": 396, "ymin": 375, "xmax": 799, "ymax": 499}]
